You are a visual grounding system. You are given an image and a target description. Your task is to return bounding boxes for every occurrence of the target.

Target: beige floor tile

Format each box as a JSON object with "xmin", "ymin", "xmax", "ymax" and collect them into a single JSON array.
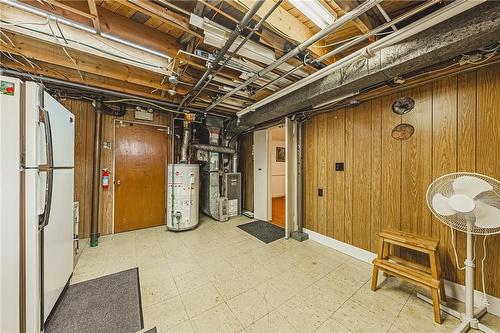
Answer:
[
  {"xmin": 277, "ymin": 285, "xmax": 339, "ymax": 332},
  {"xmin": 332, "ymin": 298, "xmax": 394, "ymax": 333},
  {"xmin": 392, "ymin": 294, "xmax": 461, "ymax": 333},
  {"xmin": 174, "ymin": 268, "xmax": 211, "ymax": 294},
  {"xmin": 180, "ymin": 283, "xmax": 224, "ymax": 318},
  {"xmin": 164, "ymin": 320, "xmax": 195, "ymax": 333},
  {"xmin": 254, "ymin": 275, "xmax": 298, "ymax": 308},
  {"xmin": 144, "ymin": 296, "xmax": 189, "ymax": 332},
  {"xmin": 315, "ymin": 317, "xmax": 352, "ymax": 333},
  {"xmin": 141, "ymin": 274, "xmax": 179, "ymax": 307},
  {"xmin": 226, "ymin": 288, "xmax": 275, "ymax": 327},
  {"xmin": 245, "ymin": 310, "xmax": 298, "ymax": 333},
  {"xmin": 191, "ymin": 303, "xmax": 243, "ymax": 333},
  {"xmin": 211, "ymin": 272, "xmax": 252, "ymax": 301}
]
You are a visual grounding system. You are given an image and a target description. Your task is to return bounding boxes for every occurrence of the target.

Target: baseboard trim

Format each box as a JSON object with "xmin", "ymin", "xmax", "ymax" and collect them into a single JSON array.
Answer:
[{"xmin": 303, "ymin": 228, "xmax": 500, "ymax": 316}]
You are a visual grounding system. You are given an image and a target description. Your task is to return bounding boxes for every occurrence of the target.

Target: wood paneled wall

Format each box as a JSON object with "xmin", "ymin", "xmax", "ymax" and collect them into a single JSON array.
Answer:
[
  {"xmin": 303, "ymin": 63, "xmax": 500, "ymax": 297},
  {"xmin": 60, "ymin": 99, "xmax": 171, "ymax": 238},
  {"xmin": 240, "ymin": 133, "xmax": 254, "ymax": 211}
]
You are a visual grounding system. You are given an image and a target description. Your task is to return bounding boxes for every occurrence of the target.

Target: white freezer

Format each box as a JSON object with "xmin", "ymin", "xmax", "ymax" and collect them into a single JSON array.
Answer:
[{"xmin": 1, "ymin": 76, "xmax": 75, "ymax": 333}]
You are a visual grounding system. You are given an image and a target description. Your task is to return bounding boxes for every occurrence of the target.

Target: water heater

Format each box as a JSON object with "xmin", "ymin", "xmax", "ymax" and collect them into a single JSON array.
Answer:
[{"xmin": 166, "ymin": 164, "xmax": 200, "ymax": 231}]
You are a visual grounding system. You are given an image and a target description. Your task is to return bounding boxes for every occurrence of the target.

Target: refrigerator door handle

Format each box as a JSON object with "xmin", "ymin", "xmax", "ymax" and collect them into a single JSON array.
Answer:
[
  {"xmin": 38, "ymin": 106, "xmax": 54, "ymax": 229},
  {"xmin": 38, "ymin": 106, "xmax": 54, "ymax": 168}
]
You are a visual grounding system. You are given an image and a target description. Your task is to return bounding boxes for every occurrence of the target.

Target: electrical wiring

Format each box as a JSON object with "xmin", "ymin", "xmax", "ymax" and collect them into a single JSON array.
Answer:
[
  {"xmin": 103, "ymin": 99, "xmax": 189, "ymax": 115},
  {"xmin": 0, "ymin": 30, "xmax": 15, "ymax": 46},
  {"xmin": 47, "ymin": 19, "xmax": 84, "ymax": 80},
  {"xmin": 450, "ymin": 225, "xmax": 466, "ymax": 270},
  {"xmin": 480, "ymin": 235, "xmax": 489, "ymax": 306}
]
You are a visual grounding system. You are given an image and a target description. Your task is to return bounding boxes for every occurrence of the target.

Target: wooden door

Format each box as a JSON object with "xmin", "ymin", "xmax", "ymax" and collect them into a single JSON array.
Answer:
[{"xmin": 114, "ymin": 121, "xmax": 168, "ymax": 233}]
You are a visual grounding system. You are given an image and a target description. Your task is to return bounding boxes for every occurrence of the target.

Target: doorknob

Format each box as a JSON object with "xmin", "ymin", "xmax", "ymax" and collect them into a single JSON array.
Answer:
[{"xmin": 116, "ymin": 180, "xmax": 121, "ymax": 186}]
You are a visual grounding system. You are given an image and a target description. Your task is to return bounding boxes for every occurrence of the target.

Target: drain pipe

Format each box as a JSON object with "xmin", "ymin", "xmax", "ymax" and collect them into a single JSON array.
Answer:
[
  {"xmin": 237, "ymin": 0, "xmax": 485, "ymax": 118},
  {"xmin": 177, "ymin": 0, "xmax": 265, "ymax": 111},
  {"xmin": 291, "ymin": 121, "xmax": 308, "ymax": 242},
  {"xmin": 205, "ymin": 0, "xmax": 383, "ymax": 113},
  {"xmin": 90, "ymin": 99, "xmax": 103, "ymax": 247}
]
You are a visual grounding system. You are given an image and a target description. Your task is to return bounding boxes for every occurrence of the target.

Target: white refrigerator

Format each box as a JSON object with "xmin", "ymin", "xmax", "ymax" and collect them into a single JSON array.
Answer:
[{"xmin": 1, "ymin": 76, "xmax": 75, "ymax": 332}]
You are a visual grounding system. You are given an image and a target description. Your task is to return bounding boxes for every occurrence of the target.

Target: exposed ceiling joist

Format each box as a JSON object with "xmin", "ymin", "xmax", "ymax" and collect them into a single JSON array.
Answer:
[
  {"xmin": 233, "ymin": 0, "xmax": 327, "ymax": 57},
  {"xmin": 326, "ymin": 0, "xmax": 372, "ymax": 35},
  {"xmin": 86, "ymin": 0, "xmax": 101, "ymax": 33},
  {"xmin": 0, "ymin": 32, "xmax": 189, "ymax": 96},
  {"xmin": 117, "ymin": 0, "xmax": 203, "ymax": 39},
  {"xmin": 1, "ymin": 4, "xmax": 172, "ymax": 75},
  {"xmin": 40, "ymin": 0, "xmax": 95, "ymax": 19}
]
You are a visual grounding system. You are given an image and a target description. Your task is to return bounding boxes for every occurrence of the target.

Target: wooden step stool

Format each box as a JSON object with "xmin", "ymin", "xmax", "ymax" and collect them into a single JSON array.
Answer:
[{"xmin": 371, "ymin": 230, "xmax": 447, "ymax": 324}]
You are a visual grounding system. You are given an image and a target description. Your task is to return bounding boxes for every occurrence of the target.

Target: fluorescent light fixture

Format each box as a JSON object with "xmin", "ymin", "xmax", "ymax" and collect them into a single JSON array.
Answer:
[
  {"xmin": 101, "ymin": 33, "xmax": 171, "ymax": 60},
  {"xmin": 1, "ymin": 0, "xmax": 170, "ymax": 61},
  {"xmin": 1, "ymin": 0, "xmax": 96, "ymax": 33},
  {"xmin": 288, "ymin": 0, "xmax": 336, "ymax": 29}
]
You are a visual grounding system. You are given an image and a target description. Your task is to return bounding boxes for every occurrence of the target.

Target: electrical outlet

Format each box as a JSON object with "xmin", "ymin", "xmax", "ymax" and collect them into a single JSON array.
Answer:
[{"xmin": 335, "ymin": 162, "xmax": 344, "ymax": 171}]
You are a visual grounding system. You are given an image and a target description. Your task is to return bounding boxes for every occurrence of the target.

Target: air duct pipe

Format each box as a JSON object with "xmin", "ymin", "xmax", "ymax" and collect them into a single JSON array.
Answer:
[
  {"xmin": 205, "ymin": 0, "xmax": 383, "ymax": 113},
  {"xmin": 179, "ymin": 121, "xmax": 191, "ymax": 163},
  {"xmin": 255, "ymin": 0, "xmax": 438, "ymax": 94},
  {"xmin": 237, "ymin": 0, "xmax": 485, "ymax": 118},
  {"xmin": 177, "ymin": 0, "xmax": 265, "ymax": 110},
  {"xmin": 191, "ymin": 144, "xmax": 236, "ymax": 155},
  {"xmin": 231, "ymin": 141, "xmax": 239, "ymax": 173},
  {"xmin": 90, "ymin": 99, "xmax": 103, "ymax": 247}
]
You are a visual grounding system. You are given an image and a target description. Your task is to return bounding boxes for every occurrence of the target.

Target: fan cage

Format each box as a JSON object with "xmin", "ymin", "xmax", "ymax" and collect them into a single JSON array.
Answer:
[{"xmin": 427, "ymin": 172, "xmax": 500, "ymax": 235}]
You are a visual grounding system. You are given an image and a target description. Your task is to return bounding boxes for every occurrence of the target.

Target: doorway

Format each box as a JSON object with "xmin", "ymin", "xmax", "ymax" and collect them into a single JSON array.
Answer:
[
  {"xmin": 114, "ymin": 120, "xmax": 168, "ymax": 233},
  {"xmin": 270, "ymin": 125, "xmax": 286, "ymax": 228}
]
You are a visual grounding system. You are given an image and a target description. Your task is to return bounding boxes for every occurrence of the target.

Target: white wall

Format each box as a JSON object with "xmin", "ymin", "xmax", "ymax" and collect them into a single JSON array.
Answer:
[{"xmin": 270, "ymin": 138, "xmax": 285, "ymax": 198}]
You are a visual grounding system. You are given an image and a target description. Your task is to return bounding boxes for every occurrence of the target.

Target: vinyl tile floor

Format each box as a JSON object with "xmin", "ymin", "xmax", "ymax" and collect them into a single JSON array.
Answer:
[{"xmin": 73, "ymin": 215, "xmax": 500, "ymax": 333}]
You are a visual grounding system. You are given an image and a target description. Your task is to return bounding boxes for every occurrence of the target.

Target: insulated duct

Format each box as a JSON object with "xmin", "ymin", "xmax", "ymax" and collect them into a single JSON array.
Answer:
[{"xmin": 191, "ymin": 144, "xmax": 236, "ymax": 155}]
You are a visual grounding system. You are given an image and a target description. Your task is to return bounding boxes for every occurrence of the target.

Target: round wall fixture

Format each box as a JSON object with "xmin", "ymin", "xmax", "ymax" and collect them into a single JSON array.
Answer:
[
  {"xmin": 391, "ymin": 123, "xmax": 415, "ymax": 140},
  {"xmin": 392, "ymin": 97, "xmax": 415, "ymax": 115}
]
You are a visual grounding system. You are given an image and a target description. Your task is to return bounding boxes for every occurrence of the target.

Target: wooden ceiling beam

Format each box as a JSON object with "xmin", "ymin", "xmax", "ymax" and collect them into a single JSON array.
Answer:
[
  {"xmin": 232, "ymin": 0, "xmax": 326, "ymax": 57},
  {"xmin": 0, "ymin": 33, "xmax": 192, "ymax": 96},
  {"xmin": 19, "ymin": 0, "xmax": 181, "ymax": 59},
  {"xmin": 40, "ymin": 0, "xmax": 95, "ymax": 20},
  {"xmin": 1, "ymin": 57, "xmax": 184, "ymax": 103},
  {"xmin": 326, "ymin": 0, "xmax": 373, "ymax": 36},
  {"xmin": 87, "ymin": 0, "xmax": 101, "ymax": 33},
  {"xmin": 116, "ymin": 0, "xmax": 202, "ymax": 39}
]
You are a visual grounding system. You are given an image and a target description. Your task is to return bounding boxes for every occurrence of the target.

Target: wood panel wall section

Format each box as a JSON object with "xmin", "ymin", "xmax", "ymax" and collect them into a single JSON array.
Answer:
[
  {"xmin": 59, "ymin": 99, "xmax": 171, "ymax": 238},
  {"xmin": 302, "ymin": 63, "xmax": 500, "ymax": 297}
]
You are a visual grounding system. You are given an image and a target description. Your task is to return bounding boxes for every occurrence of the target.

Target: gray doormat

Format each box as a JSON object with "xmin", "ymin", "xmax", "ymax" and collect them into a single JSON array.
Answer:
[
  {"xmin": 45, "ymin": 268, "xmax": 143, "ymax": 333},
  {"xmin": 237, "ymin": 220, "xmax": 284, "ymax": 243}
]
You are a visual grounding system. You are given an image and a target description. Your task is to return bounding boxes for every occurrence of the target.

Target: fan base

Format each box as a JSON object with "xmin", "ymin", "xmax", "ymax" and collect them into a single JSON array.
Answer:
[{"xmin": 417, "ymin": 293, "xmax": 496, "ymax": 333}]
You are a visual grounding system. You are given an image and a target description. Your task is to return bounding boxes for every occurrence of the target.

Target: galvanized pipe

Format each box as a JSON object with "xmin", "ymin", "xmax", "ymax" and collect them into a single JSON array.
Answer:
[
  {"xmin": 231, "ymin": 140, "xmax": 239, "ymax": 173},
  {"xmin": 255, "ymin": 0, "xmax": 437, "ymax": 94},
  {"xmin": 179, "ymin": 122, "xmax": 191, "ymax": 163},
  {"xmin": 191, "ymin": 143, "xmax": 236, "ymax": 155},
  {"xmin": 237, "ymin": 0, "xmax": 483, "ymax": 118},
  {"xmin": 205, "ymin": 0, "xmax": 384, "ymax": 113},
  {"xmin": 90, "ymin": 100, "xmax": 102, "ymax": 247},
  {"xmin": 189, "ymin": 0, "xmax": 284, "ymax": 105},
  {"xmin": 177, "ymin": 0, "xmax": 265, "ymax": 111}
]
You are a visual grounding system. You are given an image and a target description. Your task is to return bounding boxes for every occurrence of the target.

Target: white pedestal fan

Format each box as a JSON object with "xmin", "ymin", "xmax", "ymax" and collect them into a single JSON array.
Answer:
[{"xmin": 420, "ymin": 173, "xmax": 500, "ymax": 333}]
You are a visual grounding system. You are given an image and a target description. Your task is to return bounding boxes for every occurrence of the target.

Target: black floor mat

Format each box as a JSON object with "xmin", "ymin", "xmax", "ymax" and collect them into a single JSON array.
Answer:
[
  {"xmin": 237, "ymin": 220, "xmax": 285, "ymax": 243},
  {"xmin": 45, "ymin": 268, "xmax": 143, "ymax": 333}
]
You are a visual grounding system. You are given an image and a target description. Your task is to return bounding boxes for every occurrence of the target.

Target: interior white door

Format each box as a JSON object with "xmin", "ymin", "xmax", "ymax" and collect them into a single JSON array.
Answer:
[
  {"xmin": 285, "ymin": 118, "xmax": 298, "ymax": 238},
  {"xmin": 43, "ymin": 168, "xmax": 74, "ymax": 321},
  {"xmin": 253, "ymin": 130, "xmax": 269, "ymax": 221}
]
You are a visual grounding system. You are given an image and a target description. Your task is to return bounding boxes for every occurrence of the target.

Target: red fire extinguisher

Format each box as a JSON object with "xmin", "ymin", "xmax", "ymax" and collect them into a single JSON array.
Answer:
[{"xmin": 102, "ymin": 169, "xmax": 110, "ymax": 189}]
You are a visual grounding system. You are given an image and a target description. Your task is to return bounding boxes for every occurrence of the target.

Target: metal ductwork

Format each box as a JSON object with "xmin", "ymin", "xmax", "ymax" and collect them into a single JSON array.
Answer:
[
  {"xmin": 191, "ymin": 144, "xmax": 236, "ymax": 155},
  {"xmin": 180, "ymin": 122, "xmax": 191, "ymax": 163}
]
